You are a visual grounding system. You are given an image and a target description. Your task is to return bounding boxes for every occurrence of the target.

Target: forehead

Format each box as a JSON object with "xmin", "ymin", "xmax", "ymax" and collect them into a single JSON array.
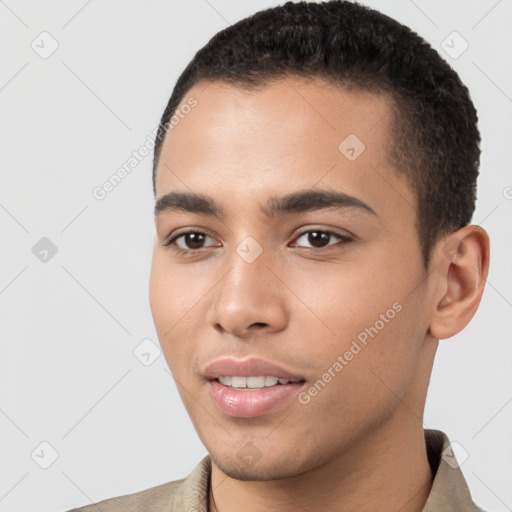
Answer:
[
  {"xmin": 161, "ymin": 76, "xmax": 393, "ymax": 158},
  {"xmin": 155, "ymin": 76, "xmax": 414, "ymax": 222}
]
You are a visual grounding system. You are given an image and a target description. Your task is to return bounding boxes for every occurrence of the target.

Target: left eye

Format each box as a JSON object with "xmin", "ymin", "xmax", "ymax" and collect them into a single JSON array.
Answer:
[{"xmin": 291, "ymin": 230, "xmax": 352, "ymax": 249}]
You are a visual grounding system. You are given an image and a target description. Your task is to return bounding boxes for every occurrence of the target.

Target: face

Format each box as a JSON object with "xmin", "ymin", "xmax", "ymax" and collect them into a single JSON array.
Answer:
[{"xmin": 149, "ymin": 77, "xmax": 437, "ymax": 480}]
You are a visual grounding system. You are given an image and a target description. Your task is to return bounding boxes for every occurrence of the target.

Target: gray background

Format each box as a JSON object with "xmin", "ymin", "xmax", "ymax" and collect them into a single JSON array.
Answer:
[{"xmin": 1, "ymin": 1, "xmax": 511, "ymax": 511}]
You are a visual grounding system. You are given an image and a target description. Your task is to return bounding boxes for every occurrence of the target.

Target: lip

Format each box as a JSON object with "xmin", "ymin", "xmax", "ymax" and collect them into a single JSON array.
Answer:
[
  {"xmin": 208, "ymin": 380, "xmax": 304, "ymax": 418},
  {"xmin": 203, "ymin": 357, "xmax": 306, "ymax": 418},
  {"xmin": 203, "ymin": 357, "xmax": 306, "ymax": 381}
]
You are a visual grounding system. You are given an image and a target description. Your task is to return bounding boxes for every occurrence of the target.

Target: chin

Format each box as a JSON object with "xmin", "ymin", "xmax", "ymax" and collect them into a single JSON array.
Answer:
[
  {"xmin": 212, "ymin": 458, "xmax": 297, "ymax": 481},
  {"xmin": 209, "ymin": 447, "xmax": 314, "ymax": 482}
]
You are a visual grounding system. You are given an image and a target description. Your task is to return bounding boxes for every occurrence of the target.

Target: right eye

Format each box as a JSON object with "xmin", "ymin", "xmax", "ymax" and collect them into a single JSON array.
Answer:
[{"xmin": 163, "ymin": 230, "xmax": 220, "ymax": 253}]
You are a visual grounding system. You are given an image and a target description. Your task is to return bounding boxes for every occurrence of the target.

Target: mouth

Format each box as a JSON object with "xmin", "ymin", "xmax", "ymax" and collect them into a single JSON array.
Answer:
[
  {"xmin": 215, "ymin": 375, "xmax": 304, "ymax": 389},
  {"xmin": 203, "ymin": 357, "xmax": 306, "ymax": 418}
]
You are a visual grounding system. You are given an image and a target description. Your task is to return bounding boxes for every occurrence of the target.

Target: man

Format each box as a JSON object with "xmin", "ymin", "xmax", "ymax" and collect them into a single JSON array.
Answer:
[{"xmin": 69, "ymin": 1, "xmax": 490, "ymax": 510}]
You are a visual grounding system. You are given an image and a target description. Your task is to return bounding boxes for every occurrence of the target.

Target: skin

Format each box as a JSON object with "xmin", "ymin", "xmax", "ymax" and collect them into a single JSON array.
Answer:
[{"xmin": 149, "ymin": 76, "xmax": 490, "ymax": 512}]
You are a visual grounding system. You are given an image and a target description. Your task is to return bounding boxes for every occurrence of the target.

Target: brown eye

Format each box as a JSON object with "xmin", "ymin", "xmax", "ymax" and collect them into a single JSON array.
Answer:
[
  {"xmin": 306, "ymin": 231, "xmax": 330, "ymax": 248},
  {"xmin": 292, "ymin": 230, "xmax": 352, "ymax": 249},
  {"xmin": 164, "ymin": 231, "xmax": 217, "ymax": 251},
  {"xmin": 180, "ymin": 232, "xmax": 207, "ymax": 249}
]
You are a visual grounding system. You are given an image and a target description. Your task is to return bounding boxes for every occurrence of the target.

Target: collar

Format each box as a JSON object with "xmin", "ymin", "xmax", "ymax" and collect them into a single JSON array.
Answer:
[
  {"xmin": 172, "ymin": 429, "xmax": 483, "ymax": 511},
  {"xmin": 422, "ymin": 429, "xmax": 483, "ymax": 511}
]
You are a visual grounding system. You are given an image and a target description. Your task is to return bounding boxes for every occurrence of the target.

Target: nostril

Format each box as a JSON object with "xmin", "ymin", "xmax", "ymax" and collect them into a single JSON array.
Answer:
[{"xmin": 250, "ymin": 322, "xmax": 268, "ymax": 328}]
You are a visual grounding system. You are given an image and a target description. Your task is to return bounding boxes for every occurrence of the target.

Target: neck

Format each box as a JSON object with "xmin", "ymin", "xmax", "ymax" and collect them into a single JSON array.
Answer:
[{"xmin": 210, "ymin": 419, "xmax": 433, "ymax": 512}]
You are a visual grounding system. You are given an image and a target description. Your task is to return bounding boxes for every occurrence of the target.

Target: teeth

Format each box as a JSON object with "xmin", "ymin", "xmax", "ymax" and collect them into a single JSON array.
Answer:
[
  {"xmin": 231, "ymin": 376, "xmax": 246, "ymax": 388},
  {"xmin": 217, "ymin": 376, "xmax": 300, "ymax": 389},
  {"xmin": 218, "ymin": 376, "xmax": 232, "ymax": 386},
  {"xmin": 247, "ymin": 376, "xmax": 265, "ymax": 388},
  {"xmin": 264, "ymin": 376, "xmax": 279, "ymax": 386}
]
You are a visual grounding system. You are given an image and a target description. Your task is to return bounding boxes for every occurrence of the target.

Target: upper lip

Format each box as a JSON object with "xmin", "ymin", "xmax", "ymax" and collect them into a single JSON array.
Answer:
[{"xmin": 203, "ymin": 357, "xmax": 306, "ymax": 380}]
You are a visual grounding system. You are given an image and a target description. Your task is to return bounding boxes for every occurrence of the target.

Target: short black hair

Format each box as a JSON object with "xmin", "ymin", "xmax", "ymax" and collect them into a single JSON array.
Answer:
[{"xmin": 152, "ymin": 0, "xmax": 480, "ymax": 269}]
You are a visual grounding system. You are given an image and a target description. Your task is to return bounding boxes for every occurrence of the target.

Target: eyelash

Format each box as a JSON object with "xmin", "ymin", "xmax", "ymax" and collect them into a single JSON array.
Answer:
[{"xmin": 162, "ymin": 228, "xmax": 353, "ymax": 256}]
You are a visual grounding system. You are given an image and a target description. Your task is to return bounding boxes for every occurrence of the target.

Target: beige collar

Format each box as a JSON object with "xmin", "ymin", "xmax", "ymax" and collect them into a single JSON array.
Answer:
[{"xmin": 171, "ymin": 429, "xmax": 483, "ymax": 511}]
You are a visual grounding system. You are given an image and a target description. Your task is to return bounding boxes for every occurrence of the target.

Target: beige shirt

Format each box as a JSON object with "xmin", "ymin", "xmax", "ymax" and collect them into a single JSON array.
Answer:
[{"xmin": 67, "ymin": 429, "xmax": 485, "ymax": 511}]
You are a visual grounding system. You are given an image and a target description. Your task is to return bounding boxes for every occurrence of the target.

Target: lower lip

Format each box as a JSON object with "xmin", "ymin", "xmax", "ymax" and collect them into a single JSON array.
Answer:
[{"xmin": 208, "ymin": 380, "xmax": 305, "ymax": 418}]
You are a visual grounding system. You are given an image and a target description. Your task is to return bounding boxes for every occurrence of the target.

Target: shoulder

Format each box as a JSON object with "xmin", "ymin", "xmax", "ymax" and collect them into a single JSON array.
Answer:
[
  {"xmin": 65, "ymin": 455, "xmax": 211, "ymax": 512},
  {"xmin": 65, "ymin": 478, "xmax": 185, "ymax": 512}
]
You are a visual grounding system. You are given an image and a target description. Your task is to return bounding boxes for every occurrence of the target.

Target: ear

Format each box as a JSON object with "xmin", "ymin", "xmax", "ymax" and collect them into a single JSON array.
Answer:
[{"xmin": 428, "ymin": 225, "xmax": 490, "ymax": 340}]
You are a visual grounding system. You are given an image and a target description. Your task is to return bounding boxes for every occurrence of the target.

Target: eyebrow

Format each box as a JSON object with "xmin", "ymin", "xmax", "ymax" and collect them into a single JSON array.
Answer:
[{"xmin": 154, "ymin": 189, "xmax": 378, "ymax": 219}]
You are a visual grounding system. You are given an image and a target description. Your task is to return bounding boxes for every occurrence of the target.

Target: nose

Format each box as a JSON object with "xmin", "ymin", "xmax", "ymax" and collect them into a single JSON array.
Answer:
[{"xmin": 207, "ymin": 248, "xmax": 288, "ymax": 339}]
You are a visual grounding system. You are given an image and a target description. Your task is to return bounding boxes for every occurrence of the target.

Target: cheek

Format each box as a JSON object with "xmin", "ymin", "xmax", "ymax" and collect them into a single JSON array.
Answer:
[
  {"xmin": 287, "ymin": 260, "xmax": 403, "ymax": 347},
  {"xmin": 294, "ymin": 264, "xmax": 425, "ymax": 411},
  {"xmin": 149, "ymin": 251, "xmax": 208, "ymax": 334},
  {"xmin": 149, "ymin": 253, "xmax": 200, "ymax": 374},
  {"xmin": 295, "ymin": 316, "xmax": 421, "ymax": 444}
]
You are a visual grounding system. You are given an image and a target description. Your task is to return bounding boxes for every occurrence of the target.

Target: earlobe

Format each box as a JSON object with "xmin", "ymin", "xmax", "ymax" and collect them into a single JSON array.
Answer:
[{"xmin": 428, "ymin": 225, "xmax": 490, "ymax": 340}]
